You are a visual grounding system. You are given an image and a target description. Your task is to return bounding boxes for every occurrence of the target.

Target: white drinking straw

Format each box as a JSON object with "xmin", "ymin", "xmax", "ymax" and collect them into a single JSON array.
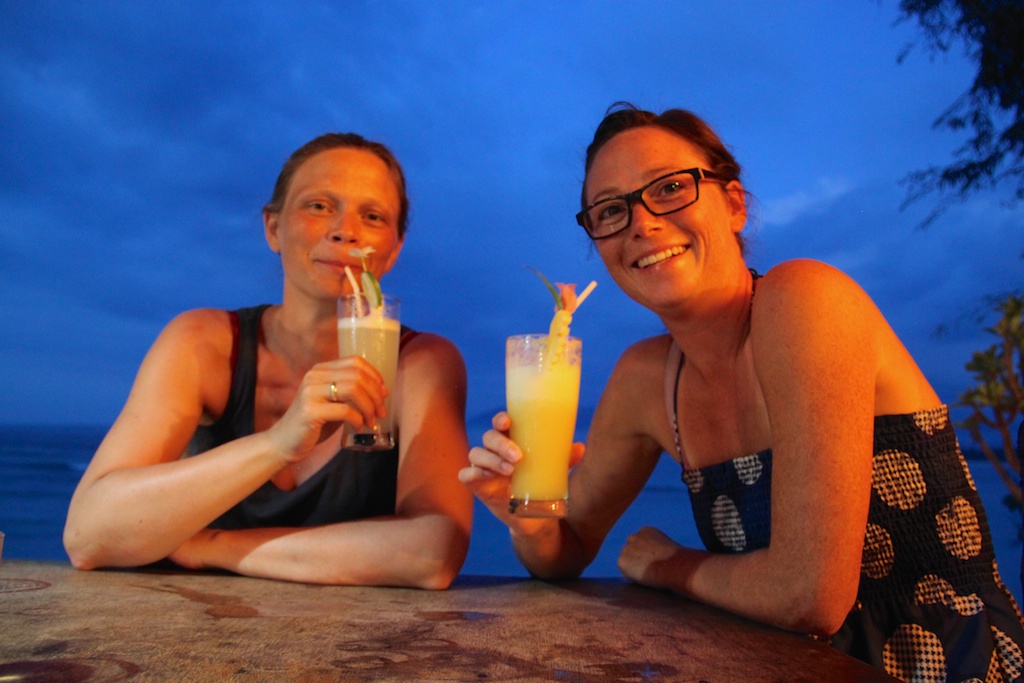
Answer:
[
  {"xmin": 575, "ymin": 281, "xmax": 598, "ymax": 309},
  {"xmin": 344, "ymin": 266, "xmax": 362, "ymax": 297},
  {"xmin": 343, "ymin": 266, "xmax": 367, "ymax": 317}
]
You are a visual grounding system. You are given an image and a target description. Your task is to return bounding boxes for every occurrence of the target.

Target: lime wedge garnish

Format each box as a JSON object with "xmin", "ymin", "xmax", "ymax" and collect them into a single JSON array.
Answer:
[{"xmin": 361, "ymin": 271, "xmax": 382, "ymax": 310}]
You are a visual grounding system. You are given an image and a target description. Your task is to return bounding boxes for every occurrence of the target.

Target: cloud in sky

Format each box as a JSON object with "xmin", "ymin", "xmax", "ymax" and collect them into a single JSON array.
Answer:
[
  {"xmin": 761, "ymin": 178, "xmax": 854, "ymax": 227},
  {"xmin": 0, "ymin": 1, "xmax": 1018, "ymax": 437}
]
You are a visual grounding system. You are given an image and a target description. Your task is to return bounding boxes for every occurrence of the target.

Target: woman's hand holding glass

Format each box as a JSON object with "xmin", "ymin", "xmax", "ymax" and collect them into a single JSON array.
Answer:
[
  {"xmin": 461, "ymin": 413, "xmax": 520, "ymax": 517},
  {"xmin": 266, "ymin": 355, "xmax": 388, "ymax": 464},
  {"xmin": 460, "ymin": 412, "xmax": 585, "ymax": 524}
]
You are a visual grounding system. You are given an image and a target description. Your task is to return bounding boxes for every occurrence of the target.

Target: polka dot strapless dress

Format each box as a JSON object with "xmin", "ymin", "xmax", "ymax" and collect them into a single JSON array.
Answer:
[{"xmin": 682, "ymin": 406, "xmax": 1024, "ymax": 682}]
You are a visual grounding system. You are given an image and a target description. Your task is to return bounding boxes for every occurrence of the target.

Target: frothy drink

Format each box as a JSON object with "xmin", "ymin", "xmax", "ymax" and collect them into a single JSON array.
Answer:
[{"xmin": 338, "ymin": 295, "xmax": 400, "ymax": 450}]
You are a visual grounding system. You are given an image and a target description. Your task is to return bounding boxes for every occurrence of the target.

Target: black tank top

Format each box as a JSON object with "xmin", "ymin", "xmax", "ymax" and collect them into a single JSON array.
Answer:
[{"xmin": 188, "ymin": 305, "xmax": 408, "ymax": 530}]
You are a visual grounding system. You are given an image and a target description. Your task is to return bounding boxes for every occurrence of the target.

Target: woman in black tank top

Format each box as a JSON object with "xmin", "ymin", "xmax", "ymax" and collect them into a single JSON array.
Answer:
[{"xmin": 65, "ymin": 133, "xmax": 473, "ymax": 589}]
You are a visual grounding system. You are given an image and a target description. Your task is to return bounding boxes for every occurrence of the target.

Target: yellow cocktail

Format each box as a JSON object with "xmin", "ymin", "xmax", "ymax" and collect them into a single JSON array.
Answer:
[{"xmin": 506, "ymin": 334, "xmax": 582, "ymax": 517}]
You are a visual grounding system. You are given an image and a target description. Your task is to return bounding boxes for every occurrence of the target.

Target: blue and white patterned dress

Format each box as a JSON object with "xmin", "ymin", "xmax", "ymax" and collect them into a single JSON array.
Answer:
[{"xmin": 665, "ymin": 342, "xmax": 1024, "ymax": 682}]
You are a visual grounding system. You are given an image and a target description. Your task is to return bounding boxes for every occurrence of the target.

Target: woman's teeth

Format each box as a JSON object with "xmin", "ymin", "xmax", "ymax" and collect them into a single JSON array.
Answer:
[{"xmin": 636, "ymin": 245, "xmax": 687, "ymax": 269}]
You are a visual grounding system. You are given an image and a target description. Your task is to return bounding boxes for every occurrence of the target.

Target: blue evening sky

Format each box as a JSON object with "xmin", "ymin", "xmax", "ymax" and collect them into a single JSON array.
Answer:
[{"xmin": 1, "ymin": 1, "xmax": 1019, "ymax": 441}]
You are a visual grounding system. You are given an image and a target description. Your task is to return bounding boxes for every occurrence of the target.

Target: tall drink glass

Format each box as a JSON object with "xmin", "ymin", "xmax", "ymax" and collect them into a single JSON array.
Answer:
[
  {"xmin": 506, "ymin": 334, "xmax": 582, "ymax": 518},
  {"xmin": 337, "ymin": 294, "xmax": 401, "ymax": 451}
]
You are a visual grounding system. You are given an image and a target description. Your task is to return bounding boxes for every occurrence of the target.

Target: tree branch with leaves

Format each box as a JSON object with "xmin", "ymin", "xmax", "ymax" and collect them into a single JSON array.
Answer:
[
  {"xmin": 956, "ymin": 294, "xmax": 1024, "ymax": 507},
  {"xmin": 895, "ymin": 0, "xmax": 1024, "ymax": 228}
]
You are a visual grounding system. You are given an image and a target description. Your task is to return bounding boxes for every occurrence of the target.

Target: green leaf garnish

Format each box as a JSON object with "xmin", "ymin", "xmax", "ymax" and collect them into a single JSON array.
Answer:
[{"xmin": 526, "ymin": 266, "xmax": 562, "ymax": 311}]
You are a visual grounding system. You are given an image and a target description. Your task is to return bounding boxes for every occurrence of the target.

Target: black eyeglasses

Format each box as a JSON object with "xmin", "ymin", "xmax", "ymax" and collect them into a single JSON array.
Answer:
[{"xmin": 576, "ymin": 167, "xmax": 724, "ymax": 239}]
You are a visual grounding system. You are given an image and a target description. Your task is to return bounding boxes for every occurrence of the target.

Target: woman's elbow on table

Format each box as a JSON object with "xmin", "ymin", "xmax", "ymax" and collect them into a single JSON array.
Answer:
[
  {"xmin": 63, "ymin": 522, "xmax": 159, "ymax": 572},
  {"xmin": 784, "ymin": 594, "xmax": 853, "ymax": 638},
  {"xmin": 413, "ymin": 561, "xmax": 460, "ymax": 591},
  {"xmin": 398, "ymin": 522, "xmax": 471, "ymax": 590},
  {"xmin": 63, "ymin": 521, "xmax": 95, "ymax": 569},
  {"xmin": 769, "ymin": 571, "xmax": 858, "ymax": 637},
  {"xmin": 63, "ymin": 531, "xmax": 108, "ymax": 572},
  {"xmin": 65, "ymin": 549, "xmax": 98, "ymax": 571},
  {"xmin": 425, "ymin": 538, "xmax": 473, "ymax": 590}
]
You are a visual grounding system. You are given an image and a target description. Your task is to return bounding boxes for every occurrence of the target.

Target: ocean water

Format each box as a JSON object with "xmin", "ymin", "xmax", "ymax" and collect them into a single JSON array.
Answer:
[{"xmin": 1, "ymin": 423, "xmax": 1021, "ymax": 605}]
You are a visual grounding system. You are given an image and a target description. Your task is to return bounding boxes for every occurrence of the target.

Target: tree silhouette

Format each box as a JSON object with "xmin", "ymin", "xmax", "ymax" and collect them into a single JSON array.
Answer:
[
  {"xmin": 957, "ymin": 296, "xmax": 1024, "ymax": 512},
  {"xmin": 896, "ymin": 0, "xmax": 1024, "ymax": 228},
  {"xmin": 894, "ymin": 2, "xmax": 1024, "ymax": 541}
]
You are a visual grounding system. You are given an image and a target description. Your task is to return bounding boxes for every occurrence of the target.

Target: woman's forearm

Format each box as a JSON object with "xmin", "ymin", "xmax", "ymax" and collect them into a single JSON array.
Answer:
[
  {"xmin": 647, "ymin": 544, "xmax": 858, "ymax": 636},
  {"xmin": 192, "ymin": 513, "xmax": 470, "ymax": 588},
  {"xmin": 63, "ymin": 431, "xmax": 285, "ymax": 569}
]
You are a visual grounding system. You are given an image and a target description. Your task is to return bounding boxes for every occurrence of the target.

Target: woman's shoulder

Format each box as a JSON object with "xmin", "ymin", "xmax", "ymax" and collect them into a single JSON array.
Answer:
[
  {"xmin": 751, "ymin": 259, "xmax": 892, "ymax": 366},
  {"xmin": 620, "ymin": 334, "xmax": 673, "ymax": 361},
  {"xmin": 400, "ymin": 329, "xmax": 460, "ymax": 354},
  {"xmin": 610, "ymin": 334, "xmax": 674, "ymax": 383},
  {"xmin": 399, "ymin": 330, "xmax": 466, "ymax": 373},
  {"xmin": 160, "ymin": 308, "xmax": 234, "ymax": 342},
  {"xmin": 755, "ymin": 259, "xmax": 877, "ymax": 322},
  {"xmin": 759, "ymin": 258, "xmax": 862, "ymax": 292},
  {"xmin": 149, "ymin": 308, "xmax": 240, "ymax": 367},
  {"xmin": 128, "ymin": 309, "xmax": 239, "ymax": 426}
]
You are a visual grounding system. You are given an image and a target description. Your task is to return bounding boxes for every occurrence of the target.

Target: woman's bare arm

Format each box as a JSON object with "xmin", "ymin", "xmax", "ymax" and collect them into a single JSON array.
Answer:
[
  {"xmin": 64, "ymin": 309, "xmax": 387, "ymax": 570},
  {"xmin": 618, "ymin": 260, "xmax": 889, "ymax": 635},
  {"xmin": 165, "ymin": 332, "xmax": 474, "ymax": 589}
]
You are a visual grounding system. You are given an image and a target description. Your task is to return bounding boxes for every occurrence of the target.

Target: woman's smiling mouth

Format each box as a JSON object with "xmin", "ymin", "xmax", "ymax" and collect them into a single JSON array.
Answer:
[{"xmin": 635, "ymin": 245, "xmax": 688, "ymax": 269}]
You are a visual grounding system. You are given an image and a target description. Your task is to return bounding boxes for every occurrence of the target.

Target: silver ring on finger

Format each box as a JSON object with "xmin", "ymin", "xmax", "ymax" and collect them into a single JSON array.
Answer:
[{"xmin": 329, "ymin": 382, "xmax": 339, "ymax": 402}]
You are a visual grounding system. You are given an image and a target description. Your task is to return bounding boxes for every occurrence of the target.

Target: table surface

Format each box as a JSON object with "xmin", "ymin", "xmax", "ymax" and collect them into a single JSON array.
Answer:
[{"xmin": 0, "ymin": 560, "xmax": 898, "ymax": 682}]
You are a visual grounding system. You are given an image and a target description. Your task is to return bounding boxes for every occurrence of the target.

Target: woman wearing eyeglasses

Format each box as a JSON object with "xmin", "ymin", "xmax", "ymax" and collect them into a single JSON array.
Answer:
[{"xmin": 460, "ymin": 103, "xmax": 1024, "ymax": 679}]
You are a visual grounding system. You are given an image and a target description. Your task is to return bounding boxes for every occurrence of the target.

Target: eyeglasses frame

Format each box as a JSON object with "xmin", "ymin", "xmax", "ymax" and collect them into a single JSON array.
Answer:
[{"xmin": 576, "ymin": 167, "xmax": 725, "ymax": 240}]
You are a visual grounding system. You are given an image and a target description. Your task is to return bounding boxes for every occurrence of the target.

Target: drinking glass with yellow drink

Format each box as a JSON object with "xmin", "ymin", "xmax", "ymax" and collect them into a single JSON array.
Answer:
[
  {"xmin": 507, "ymin": 271, "xmax": 596, "ymax": 518},
  {"xmin": 337, "ymin": 247, "xmax": 400, "ymax": 451}
]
